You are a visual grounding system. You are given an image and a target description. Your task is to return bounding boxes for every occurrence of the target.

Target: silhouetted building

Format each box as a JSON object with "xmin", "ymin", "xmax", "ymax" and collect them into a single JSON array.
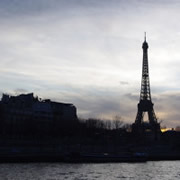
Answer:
[
  {"xmin": 132, "ymin": 34, "xmax": 161, "ymax": 139},
  {"xmin": 0, "ymin": 93, "xmax": 77, "ymax": 138}
]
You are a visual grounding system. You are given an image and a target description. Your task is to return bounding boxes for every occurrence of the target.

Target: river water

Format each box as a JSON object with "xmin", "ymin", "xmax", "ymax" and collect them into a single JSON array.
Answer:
[{"xmin": 0, "ymin": 161, "xmax": 179, "ymax": 180}]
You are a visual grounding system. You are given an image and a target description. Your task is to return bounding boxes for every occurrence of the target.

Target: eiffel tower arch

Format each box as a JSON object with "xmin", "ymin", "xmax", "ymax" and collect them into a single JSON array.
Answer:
[{"xmin": 132, "ymin": 34, "xmax": 161, "ymax": 138}]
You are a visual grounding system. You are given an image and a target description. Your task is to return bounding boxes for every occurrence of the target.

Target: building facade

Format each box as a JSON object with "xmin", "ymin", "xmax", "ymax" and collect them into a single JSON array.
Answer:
[{"xmin": 0, "ymin": 93, "xmax": 77, "ymax": 138}]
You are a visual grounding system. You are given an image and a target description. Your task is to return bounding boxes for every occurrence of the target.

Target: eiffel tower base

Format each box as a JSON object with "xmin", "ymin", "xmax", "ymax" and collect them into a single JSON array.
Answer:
[{"xmin": 132, "ymin": 122, "xmax": 161, "ymax": 141}]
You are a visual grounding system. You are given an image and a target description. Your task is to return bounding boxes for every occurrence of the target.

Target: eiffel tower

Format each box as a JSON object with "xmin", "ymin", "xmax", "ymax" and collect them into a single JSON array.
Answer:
[{"xmin": 132, "ymin": 34, "xmax": 161, "ymax": 136}]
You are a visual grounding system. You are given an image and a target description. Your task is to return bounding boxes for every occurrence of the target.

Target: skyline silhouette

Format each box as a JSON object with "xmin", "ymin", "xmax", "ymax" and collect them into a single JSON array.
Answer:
[{"xmin": 0, "ymin": 0, "xmax": 180, "ymax": 127}]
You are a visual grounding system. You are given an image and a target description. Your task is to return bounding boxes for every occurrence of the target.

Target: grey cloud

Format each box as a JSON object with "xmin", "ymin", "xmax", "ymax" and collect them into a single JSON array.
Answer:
[
  {"xmin": 64, "ymin": 95, "xmax": 123, "ymax": 120},
  {"xmin": 120, "ymin": 81, "xmax": 129, "ymax": 85},
  {"xmin": 124, "ymin": 93, "xmax": 139, "ymax": 101},
  {"xmin": 47, "ymin": 86, "xmax": 137, "ymax": 123},
  {"xmin": 0, "ymin": 0, "xmax": 101, "ymax": 18},
  {"xmin": 152, "ymin": 92, "xmax": 180, "ymax": 127},
  {"xmin": 14, "ymin": 88, "xmax": 28, "ymax": 94},
  {"xmin": 0, "ymin": 70, "xmax": 55, "ymax": 94},
  {"xmin": 0, "ymin": 0, "xmax": 176, "ymax": 19}
]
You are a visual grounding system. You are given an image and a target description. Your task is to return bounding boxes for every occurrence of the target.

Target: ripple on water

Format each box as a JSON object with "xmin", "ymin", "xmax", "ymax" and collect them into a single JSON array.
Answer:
[{"xmin": 0, "ymin": 161, "xmax": 180, "ymax": 180}]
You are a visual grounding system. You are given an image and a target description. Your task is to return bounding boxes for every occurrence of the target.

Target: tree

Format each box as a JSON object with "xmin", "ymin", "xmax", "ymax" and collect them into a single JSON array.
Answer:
[
  {"xmin": 105, "ymin": 120, "xmax": 112, "ymax": 130},
  {"xmin": 113, "ymin": 116, "xmax": 123, "ymax": 129}
]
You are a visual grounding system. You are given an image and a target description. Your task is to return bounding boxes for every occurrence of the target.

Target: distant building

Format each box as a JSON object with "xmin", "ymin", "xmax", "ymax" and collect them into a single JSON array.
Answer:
[{"xmin": 0, "ymin": 93, "xmax": 77, "ymax": 138}]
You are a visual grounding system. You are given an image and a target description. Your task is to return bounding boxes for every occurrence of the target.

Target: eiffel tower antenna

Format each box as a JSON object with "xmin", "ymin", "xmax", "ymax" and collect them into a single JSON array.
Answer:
[{"xmin": 144, "ymin": 32, "xmax": 146, "ymax": 41}]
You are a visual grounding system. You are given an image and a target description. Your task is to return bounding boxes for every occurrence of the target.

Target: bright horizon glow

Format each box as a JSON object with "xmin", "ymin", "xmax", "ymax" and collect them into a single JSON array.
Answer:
[{"xmin": 161, "ymin": 128, "xmax": 174, "ymax": 133}]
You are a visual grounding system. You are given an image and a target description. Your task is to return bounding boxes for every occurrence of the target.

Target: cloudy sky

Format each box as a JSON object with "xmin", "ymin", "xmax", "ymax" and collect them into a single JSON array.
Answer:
[{"xmin": 1, "ymin": 0, "xmax": 180, "ymax": 127}]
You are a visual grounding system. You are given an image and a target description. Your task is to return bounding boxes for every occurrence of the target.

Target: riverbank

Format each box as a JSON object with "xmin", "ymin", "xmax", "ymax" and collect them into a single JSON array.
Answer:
[{"xmin": 0, "ymin": 150, "xmax": 180, "ymax": 163}]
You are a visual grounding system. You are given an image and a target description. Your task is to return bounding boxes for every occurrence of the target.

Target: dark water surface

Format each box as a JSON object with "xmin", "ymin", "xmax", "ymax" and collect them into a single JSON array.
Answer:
[{"xmin": 0, "ymin": 161, "xmax": 179, "ymax": 180}]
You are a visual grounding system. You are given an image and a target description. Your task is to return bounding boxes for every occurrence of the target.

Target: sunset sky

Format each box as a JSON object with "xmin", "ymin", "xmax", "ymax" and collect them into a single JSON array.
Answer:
[{"xmin": 1, "ymin": 0, "xmax": 180, "ymax": 127}]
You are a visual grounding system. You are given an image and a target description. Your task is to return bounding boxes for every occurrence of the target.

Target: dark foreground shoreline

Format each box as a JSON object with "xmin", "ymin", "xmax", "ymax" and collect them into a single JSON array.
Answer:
[
  {"xmin": 0, "ymin": 129, "xmax": 179, "ymax": 163},
  {"xmin": 0, "ymin": 152, "xmax": 180, "ymax": 163}
]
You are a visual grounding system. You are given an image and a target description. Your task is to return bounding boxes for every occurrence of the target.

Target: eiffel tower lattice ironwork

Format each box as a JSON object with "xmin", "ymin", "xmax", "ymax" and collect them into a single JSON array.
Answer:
[{"xmin": 132, "ymin": 34, "xmax": 160, "ymax": 135}]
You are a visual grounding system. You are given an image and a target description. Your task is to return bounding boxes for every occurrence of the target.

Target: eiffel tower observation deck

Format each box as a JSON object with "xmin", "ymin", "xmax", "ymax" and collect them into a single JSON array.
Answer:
[{"xmin": 132, "ymin": 34, "xmax": 161, "ymax": 138}]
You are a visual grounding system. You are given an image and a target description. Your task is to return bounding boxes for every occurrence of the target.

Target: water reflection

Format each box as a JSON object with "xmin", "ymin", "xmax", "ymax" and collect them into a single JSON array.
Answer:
[{"xmin": 0, "ymin": 161, "xmax": 179, "ymax": 180}]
